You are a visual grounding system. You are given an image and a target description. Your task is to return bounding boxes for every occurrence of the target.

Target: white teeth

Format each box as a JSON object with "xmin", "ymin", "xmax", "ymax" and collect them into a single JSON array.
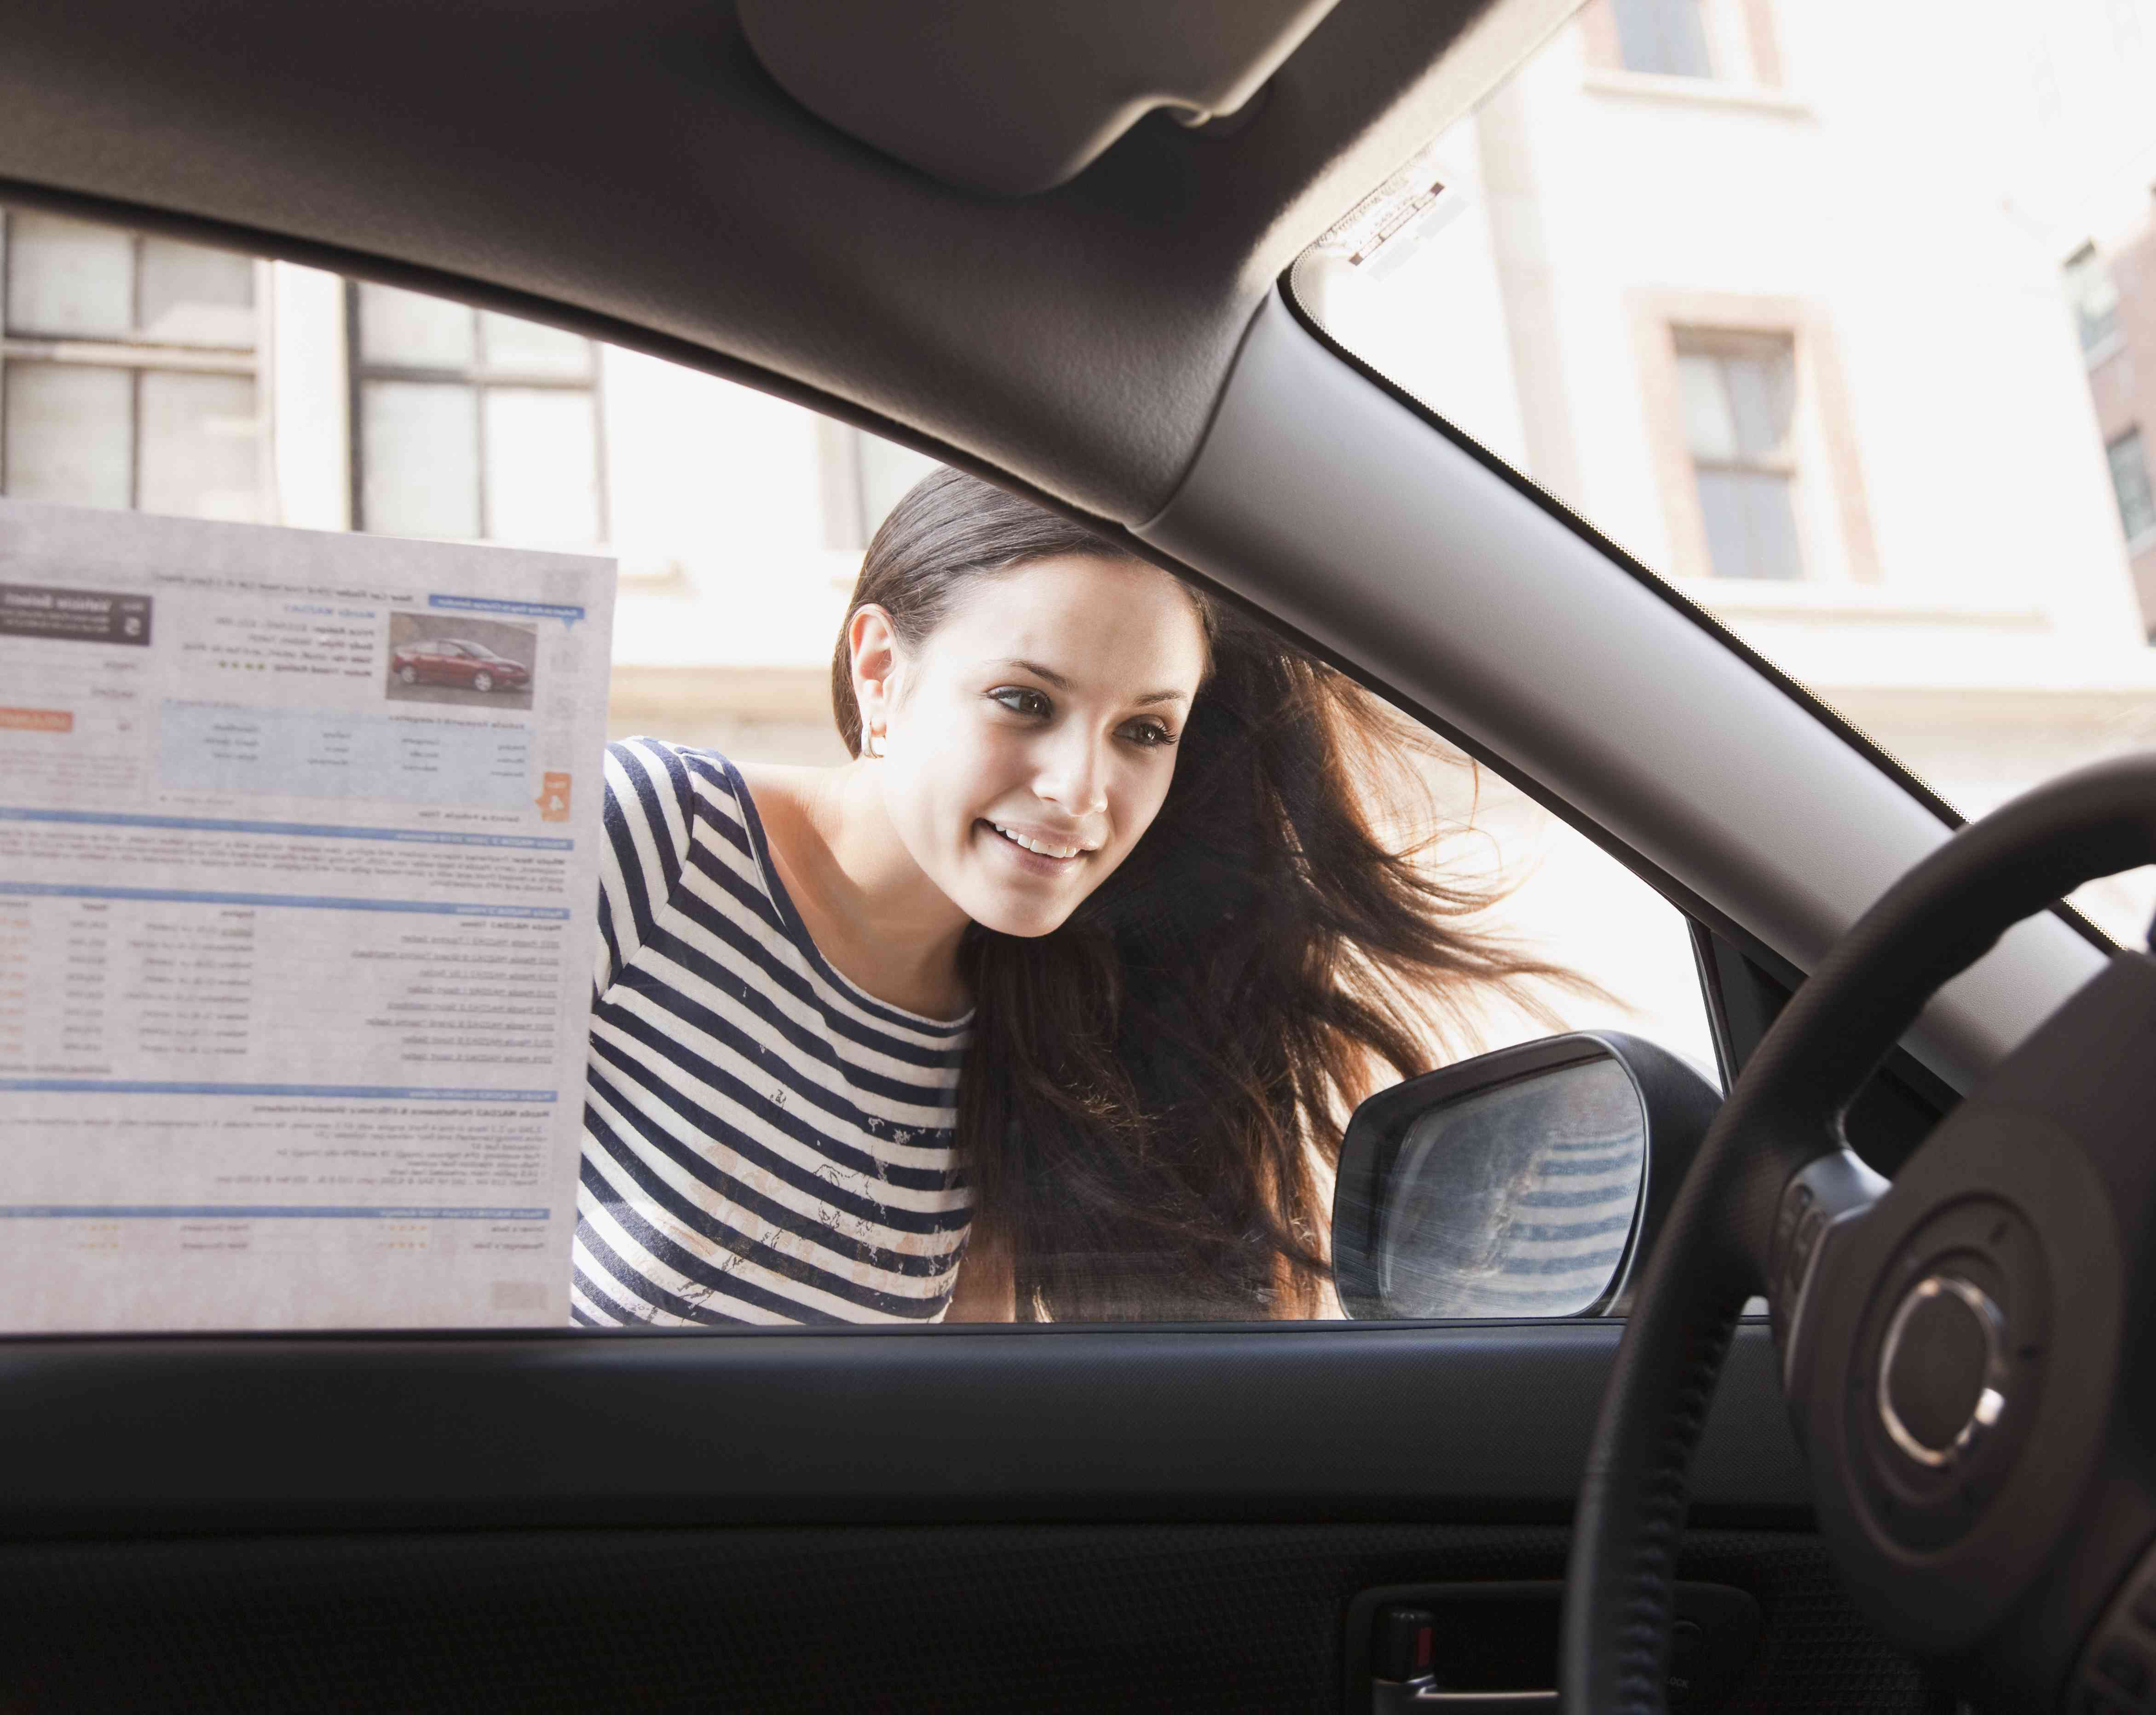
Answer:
[{"xmin": 991, "ymin": 823, "xmax": 1084, "ymax": 859}]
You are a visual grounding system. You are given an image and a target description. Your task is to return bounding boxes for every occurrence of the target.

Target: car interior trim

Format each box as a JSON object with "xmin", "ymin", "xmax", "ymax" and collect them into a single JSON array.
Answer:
[
  {"xmin": 0, "ymin": 1320, "xmax": 1805, "ymax": 1538},
  {"xmin": 736, "ymin": 0, "xmax": 1343, "ymax": 197}
]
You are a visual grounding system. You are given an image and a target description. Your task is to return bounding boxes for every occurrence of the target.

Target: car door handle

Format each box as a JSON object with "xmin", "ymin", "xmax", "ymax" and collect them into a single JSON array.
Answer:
[
  {"xmin": 1378, "ymin": 1687, "xmax": 1558, "ymax": 1712},
  {"xmin": 1352, "ymin": 1581, "xmax": 1760, "ymax": 1713}
]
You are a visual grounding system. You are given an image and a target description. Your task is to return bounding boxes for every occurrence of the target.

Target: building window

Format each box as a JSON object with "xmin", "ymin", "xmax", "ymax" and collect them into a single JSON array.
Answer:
[
  {"xmin": 1675, "ymin": 329, "xmax": 1802, "ymax": 579},
  {"xmin": 2110, "ymin": 429, "xmax": 2156, "ymax": 547},
  {"xmin": 2065, "ymin": 244, "xmax": 2122, "ymax": 360},
  {"xmin": 815, "ymin": 420, "xmax": 941, "ymax": 551},
  {"xmin": 1610, "ymin": 0, "xmax": 1713, "ymax": 77},
  {"xmin": 348, "ymin": 282, "xmax": 605, "ymax": 547},
  {"xmin": 0, "ymin": 210, "xmax": 265, "ymax": 521}
]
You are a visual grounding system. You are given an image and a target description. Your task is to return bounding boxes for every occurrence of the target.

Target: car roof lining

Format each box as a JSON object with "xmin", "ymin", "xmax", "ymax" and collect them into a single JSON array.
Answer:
[
  {"xmin": 0, "ymin": 0, "xmax": 1575, "ymax": 526},
  {"xmin": 736, "ymin": 0, "xmax": 1346, "ymax": 198}
]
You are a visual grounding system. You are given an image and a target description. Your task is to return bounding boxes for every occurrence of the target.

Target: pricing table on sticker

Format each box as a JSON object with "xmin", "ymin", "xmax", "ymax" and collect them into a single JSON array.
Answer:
[{"xmin": 0, "ymin": 499, "xmax": 614, "ymax": 1331}]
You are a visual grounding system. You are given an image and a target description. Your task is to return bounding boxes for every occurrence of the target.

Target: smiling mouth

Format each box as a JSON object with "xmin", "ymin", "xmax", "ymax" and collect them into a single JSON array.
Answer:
[{"xmin": 985, "ymin": 821, "xmax": 1092, "ymax": 862}]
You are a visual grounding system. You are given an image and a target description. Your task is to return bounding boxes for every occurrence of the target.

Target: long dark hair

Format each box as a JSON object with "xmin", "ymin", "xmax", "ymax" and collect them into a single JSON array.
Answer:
[{"xmin": 834, "ymin": 468, "xmax": 1575, "ymax": 1319}]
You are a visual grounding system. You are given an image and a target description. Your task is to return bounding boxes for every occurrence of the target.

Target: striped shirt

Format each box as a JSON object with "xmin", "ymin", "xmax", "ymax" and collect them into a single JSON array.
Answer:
[{"xmin": 572, "ymin": 738, "xmax": 974, "ymax": 1327}]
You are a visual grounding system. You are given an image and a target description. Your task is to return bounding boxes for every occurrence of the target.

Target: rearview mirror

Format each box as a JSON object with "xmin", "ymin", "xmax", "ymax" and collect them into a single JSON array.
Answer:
[{"xmin": 1332, "ymin": 1033, "xmax": 1722, "ymax": 1320}]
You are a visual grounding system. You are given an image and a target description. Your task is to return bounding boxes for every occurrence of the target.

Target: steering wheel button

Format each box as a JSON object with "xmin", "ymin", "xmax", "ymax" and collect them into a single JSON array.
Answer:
[
  {"xmin": 1878, "ymin": 1273, "xmax": 2008, "ymax": 1469},
  {"xmin": 1774, "ymin": 1186, "xmax": 1809, "ymax": 1253}
]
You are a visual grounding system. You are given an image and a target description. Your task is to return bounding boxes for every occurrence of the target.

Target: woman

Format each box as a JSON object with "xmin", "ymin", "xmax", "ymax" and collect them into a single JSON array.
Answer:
[{"xmin": 574, "ymin": 469, "xmax": 1565, "ymax": 1326}]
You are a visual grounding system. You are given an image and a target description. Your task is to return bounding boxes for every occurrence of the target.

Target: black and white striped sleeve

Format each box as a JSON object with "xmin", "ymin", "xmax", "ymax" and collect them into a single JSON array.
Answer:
[{"xmin": 594, "ymin": 737, "xmax": 697, "ymax": 996}]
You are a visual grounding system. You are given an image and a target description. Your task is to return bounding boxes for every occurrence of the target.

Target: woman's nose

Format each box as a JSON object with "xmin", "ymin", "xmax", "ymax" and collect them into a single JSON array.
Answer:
[{"xmin": 1035, "ymin": 733, "xmax": 1109, "ymax": 817}]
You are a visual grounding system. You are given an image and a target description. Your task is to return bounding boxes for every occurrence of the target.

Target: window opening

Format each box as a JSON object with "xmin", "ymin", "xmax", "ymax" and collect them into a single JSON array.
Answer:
[
  {"xmin": 1611, "ymin": 0, "xmax": 1713, "ymax": 76},
  {"xmin": 0, "ymin": 211, "xmax": 1723, "ymax": 1331},
  {"xmin": 814, "ymin": 419, "xmax": 942, "ymax": 550},
  {"xmin": 347, "ymin": 281, "xmax": 606, "ymax": 548},
  {"xmin": 1674, "ymin": 329, "xmax": 1802, "ymax": 580},
  {"xmin": 0, "ymin": 211, "xmax": 264, "ymax": 521},
  {"xmin": 2066, "ymin": 244, "xmax": 2123, "ymax": 359},
  {"xmin": 2110, "ymin": 428, "xmax": 2156, "ymax": 546}
]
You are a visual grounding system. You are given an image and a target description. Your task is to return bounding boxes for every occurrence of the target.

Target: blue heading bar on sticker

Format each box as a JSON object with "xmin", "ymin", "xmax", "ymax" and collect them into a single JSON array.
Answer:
[
  {"xmin": 0, "ymin": 806, "xmax": 572, "ymax": 851},
  {"xmin": 0, "ymin": 1080, "xmax": 557, "ymax": 1100},
  {"xmin": 0, "ymin": 1204, "xmax": 550, "ymax": 1220},
  {"xmin": 0, "ymin": 881, "xmax": 571, "ymax": 919},
  {"xmin": 428, "ymin": 593, "xmax": 586, "ymax": 626}
]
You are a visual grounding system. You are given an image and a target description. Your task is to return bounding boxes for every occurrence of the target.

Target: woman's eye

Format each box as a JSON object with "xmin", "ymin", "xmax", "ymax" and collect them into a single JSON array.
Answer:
[
  {"xmin": 1120, "ymin": 719, "xmax": 1176, "ymax": 749},
  {"xmin": 989, "ymin": 687, "xmax": 1052, "ymax": 719}
]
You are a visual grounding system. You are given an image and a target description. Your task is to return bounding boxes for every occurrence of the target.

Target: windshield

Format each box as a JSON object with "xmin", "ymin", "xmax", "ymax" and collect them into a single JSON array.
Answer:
[{"xmin": 1297, "ymin": 0, "xmax": 2156, "ymax": 944}]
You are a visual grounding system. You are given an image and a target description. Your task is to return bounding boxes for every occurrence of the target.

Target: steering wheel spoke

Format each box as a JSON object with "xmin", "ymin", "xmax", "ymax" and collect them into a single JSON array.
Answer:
[{"xmin": 1764, "ymin": 1147, "xmax": 1885, "ymax": 1402}]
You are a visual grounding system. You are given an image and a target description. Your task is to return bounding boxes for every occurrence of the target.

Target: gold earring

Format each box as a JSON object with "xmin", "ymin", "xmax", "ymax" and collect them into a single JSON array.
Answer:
[{"xmin": 865, "ymin": 724, "xmax": 886, "ymax": 759}]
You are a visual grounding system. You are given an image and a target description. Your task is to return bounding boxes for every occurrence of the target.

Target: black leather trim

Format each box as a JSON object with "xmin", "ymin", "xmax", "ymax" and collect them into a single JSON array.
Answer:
[
  {"xmin": 0, "ymin": 1523, "xmax": 1941, "ymax": 1715},
  {"xmin": 0, "ymin": 1320, "xmax": 1803, "ymax": 1538}
]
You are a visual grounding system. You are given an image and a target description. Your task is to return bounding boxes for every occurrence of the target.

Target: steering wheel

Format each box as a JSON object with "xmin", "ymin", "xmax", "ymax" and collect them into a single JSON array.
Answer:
[{"xmin": 1562, "ymin": 753, "xmax": 2156, "ymax": 1713}]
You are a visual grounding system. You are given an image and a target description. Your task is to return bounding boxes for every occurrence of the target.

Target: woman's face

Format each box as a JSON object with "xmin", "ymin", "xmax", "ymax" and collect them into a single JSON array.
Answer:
[{"xmin": 862, "ymin": 555, "xmax": 1210, "ymax": 938}]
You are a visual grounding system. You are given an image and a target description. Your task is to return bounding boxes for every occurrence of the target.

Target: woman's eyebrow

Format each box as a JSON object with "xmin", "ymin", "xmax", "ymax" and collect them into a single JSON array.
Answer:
[
  {"xmin": 997, "ymin": 659, "xmax": 1189, "ymax": 707},
  {"xmin": 998, "ymin": 657, "xmax": 1072, "ymax": 689}
]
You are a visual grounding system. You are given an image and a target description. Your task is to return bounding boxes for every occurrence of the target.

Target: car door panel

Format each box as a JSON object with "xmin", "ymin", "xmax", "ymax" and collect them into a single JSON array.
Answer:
[
  {"xmin": 0, "ymin": 1323, "xmax": 1802, "ymax": 1536},
  {"xmin": 0, "ymin": 1521, "xmax": 1937, "ymax": 1714},
  {"xmin": 0, "ymin": 1322, "xmax": 1953, "ymax": 1712}
]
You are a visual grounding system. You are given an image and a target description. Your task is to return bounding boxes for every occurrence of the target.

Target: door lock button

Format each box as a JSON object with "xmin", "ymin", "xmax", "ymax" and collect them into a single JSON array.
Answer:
[{"xmin": 1373, "ymin": 1606, "xmax": 1434, "ymax": 1683}]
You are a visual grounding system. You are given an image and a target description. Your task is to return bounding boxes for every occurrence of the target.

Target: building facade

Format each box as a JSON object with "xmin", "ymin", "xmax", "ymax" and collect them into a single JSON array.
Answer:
[{"xmin": 2019, "ymin": 0, "xmax": 2156, "ymax": 634}]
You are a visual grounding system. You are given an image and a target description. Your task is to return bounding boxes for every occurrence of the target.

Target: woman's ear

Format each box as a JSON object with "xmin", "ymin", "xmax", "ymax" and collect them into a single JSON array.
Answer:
[{"xmin": 848, "ymin": 605, "xmax": 900, "ymax": 754}]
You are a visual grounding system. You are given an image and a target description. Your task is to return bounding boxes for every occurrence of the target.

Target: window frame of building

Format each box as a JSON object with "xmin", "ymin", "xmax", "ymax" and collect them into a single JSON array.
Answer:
[
  {"xmin": 1608, "ymin": 0, "xmax": 1714, "ymax": 78},
  {"xmin": 1628, "ymin": 289, "xmax": 1880, "ymax": 586},
  {"xmin": 1672, "ymin": 328, "xmax": 1804, "ymax": 581},
  {"xmin": 813, "ymin": 419, "xmax": 942, "ymax": 552},
  {"xmin": 2109, "ymin": 427, "xmax": 2156, "ymax": 551},
  {"xmin": 1580, "ymin": 0, "xmax": 1787, "ymax": 90},
  {"xmin": 2065, "ymin": 242, "xmax": 2125, "ymax": 366},
  {"xmin": 0, "ymin": 209, "xmax": 271, "ymax": 515},
  {"xmin": 344, "ymin": 280, "xmax": 610, "ymax": 547}
]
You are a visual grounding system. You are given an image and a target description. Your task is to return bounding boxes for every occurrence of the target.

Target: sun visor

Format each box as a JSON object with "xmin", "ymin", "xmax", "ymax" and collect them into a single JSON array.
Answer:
[{"xmin": 736, "ymin": 0, "xmax": 1341, "ymax": 197}]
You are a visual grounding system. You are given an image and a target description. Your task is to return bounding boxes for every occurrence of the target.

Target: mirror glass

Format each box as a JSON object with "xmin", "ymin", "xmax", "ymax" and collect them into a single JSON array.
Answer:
[{"xmin": 1375, "ymin": 1057, "xmax": 1644, "ymax": 1318}]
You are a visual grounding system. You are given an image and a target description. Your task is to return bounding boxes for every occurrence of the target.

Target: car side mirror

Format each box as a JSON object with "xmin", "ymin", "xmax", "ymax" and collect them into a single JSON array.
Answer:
[{"xmin": 1332, "ymin": 1032, "xmax": 1722, "ymax": 1320}]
